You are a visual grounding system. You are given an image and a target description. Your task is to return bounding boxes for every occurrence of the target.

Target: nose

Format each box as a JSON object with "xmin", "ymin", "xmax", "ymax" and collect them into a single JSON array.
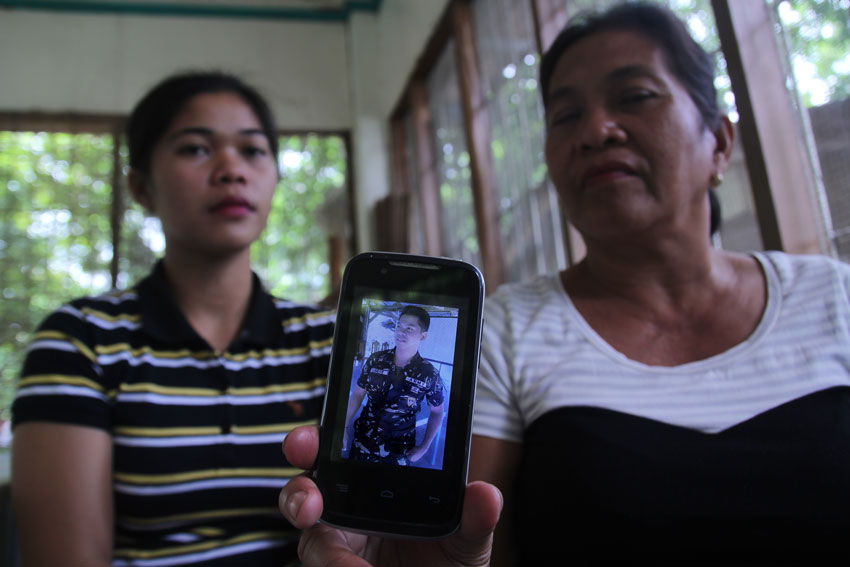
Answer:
[
  {"xmin": 578, "ymin": 106, "xmax": 626, "ymax": 151},
  {"xmin": 213, "ymin": 148, "xmax": 247, "ymax": 184}
]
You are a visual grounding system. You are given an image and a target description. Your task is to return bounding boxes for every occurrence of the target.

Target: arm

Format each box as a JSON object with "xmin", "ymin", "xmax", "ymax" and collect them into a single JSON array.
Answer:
[
  {"xmin": 469, "ymin": 434, "xmax": 522, "ymax": 567},
  {"xmin": 408, "ymin": 403, "xmax": 444, "ymax": 462},
  {"xmin": 12, "ymin": 422, "xmax": 113, "ymax": 567},
  {"xmin": 343, "ymin": 385, "xmax": 368, "ymax": 451}
]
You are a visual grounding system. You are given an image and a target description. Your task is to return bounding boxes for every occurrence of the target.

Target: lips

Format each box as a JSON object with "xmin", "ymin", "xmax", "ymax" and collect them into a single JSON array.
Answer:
[
  {"xmin": 210, "ymin": 196, "xmax": 255, "ymax": 217},
  {"xmin": 581, "ymin": 162, "xmax": 636, "ymax": 186}
]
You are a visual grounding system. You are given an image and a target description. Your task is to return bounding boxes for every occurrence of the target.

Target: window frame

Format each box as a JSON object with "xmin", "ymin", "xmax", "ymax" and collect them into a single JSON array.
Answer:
[
  {"xmin": 388, "ymin": 0, "xmax": 837, "ymax": 292},
  {"xmin": 0, "ymin": 113, "xmax": 356, "ymax": 294}
]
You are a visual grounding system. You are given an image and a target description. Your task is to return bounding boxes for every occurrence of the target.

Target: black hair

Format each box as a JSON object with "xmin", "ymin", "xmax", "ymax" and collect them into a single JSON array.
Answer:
[
  {"xmin": 126, "ymin": 71, "xmax": 279, "ymax": 176},
  {"xmin": 539, "ymin": 2, "xmax": 721, "ymax": 129},
  {"xmin": 708, "ymin": 187, "xmax": 722, "ymax": 236},
  {"xmin": 400, "ymin": 305, "xmax": 430, "ymax": 332}
]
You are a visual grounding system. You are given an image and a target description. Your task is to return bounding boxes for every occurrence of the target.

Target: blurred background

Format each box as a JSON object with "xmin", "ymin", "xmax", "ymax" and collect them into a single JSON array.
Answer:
[{"xmin": 0, "ymin": 0, "xmax": 848, "ymax": 483}]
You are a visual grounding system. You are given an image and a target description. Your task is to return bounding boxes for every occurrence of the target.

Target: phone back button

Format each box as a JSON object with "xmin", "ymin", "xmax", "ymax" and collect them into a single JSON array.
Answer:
[{"xmin": 426, "ymin": 495, "xmax": 441, "ymax": 505}]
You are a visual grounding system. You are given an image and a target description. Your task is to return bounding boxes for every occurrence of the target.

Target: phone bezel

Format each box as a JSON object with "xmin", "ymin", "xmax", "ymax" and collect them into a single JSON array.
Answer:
[{"xmin": 314, "ymin": 252, "xmax": 485, "ymax": 538}]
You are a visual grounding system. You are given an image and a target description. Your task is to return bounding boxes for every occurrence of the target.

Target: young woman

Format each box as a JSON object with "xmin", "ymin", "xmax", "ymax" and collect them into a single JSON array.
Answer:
[{"xmin": 12, "ymin": 72, "xmax": 335, "ymax": 566}]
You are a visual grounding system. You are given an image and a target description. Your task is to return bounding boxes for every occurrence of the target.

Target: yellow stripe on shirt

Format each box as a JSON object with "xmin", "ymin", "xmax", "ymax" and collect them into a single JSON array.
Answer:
[{"xmin": 114, "ymin": 468, "xmax": 302, "ymax": 485}]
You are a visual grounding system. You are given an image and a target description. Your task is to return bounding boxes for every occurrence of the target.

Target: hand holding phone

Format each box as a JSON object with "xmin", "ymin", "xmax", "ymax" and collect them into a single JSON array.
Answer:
[
  {"xmin": 314, "ymin": 252, "xmax": 485, "ymax": 538},
  {"xmin": 279, "ymin": 424, "xmax": 502, "ymax": 567}
]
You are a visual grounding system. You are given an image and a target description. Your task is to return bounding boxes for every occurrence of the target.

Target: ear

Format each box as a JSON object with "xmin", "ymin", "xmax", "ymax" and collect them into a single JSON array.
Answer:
[
  {"xmin": 420, "ymin": 331, "xmax": 428, "ymax": 342},
  {"xmin": 711, "ymin": 115, "xmax": 735, "ymax": 177},
  {"xmin": 128, "ymin": 168, "xmax": 155, "ymax": 213}
]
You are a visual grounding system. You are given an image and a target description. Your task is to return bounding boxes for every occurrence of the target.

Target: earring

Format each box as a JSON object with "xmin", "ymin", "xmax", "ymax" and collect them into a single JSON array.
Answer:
[{"xmin": 710, "ymin": 172, "xmax": 724, "ymax": 187}]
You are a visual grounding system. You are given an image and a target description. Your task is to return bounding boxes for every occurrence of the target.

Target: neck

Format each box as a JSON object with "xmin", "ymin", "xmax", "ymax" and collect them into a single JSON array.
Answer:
[
  {"xmin": 394, "ymin": 347, "xmax": 417, "ymax": 367},
  {"xmin": 569, "ymin": 227, "xmax": 736, "ymax": 319},
  {"xmin": 162, "ymin": 248, "xmax": 254, "ymax": 351}
]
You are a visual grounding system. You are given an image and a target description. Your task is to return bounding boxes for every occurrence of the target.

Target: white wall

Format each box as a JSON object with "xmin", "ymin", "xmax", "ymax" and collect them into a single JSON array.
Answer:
[
  {"xmin": 0, "ymin": 0, "xmax": 451, "ymax": 252},
  {"xmin": 0, "ymin": 9, "xmax": 350, "ymax": 129},
  {"xmin": 346, "ymin": 0, "xmax": 449, "ymax": 251}
]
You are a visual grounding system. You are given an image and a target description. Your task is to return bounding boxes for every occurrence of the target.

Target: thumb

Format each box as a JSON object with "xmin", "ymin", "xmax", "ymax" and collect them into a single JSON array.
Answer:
[{"xmin": 442, "ymin": 481, "xmax": 503, "ymax": 566}]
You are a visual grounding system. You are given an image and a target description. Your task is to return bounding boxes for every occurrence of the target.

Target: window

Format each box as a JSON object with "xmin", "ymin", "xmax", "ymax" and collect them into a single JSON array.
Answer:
[
  {"xmin": 427, "ymin": 39, "xmax": 482, "ymax": 268},
  {"xmin": 769, "ymin": 0, "xmax": 850, "ymax": 262},
  {"xmin": 0, "ymin": 125, "xmax": 139, "ymax": 420},
  {"xmin": 253, "ymin": 134, "xmax": 349, "ymax": 303},
  {"xmin": 402, "ymin": 112, "xmax": 428, "ymax": 255},
  {"xmin": 0, "ymin": 122, "xmax": 349, "ymax": 420},
  {"xmin": 472, "ymin": 0, "xmax": 567, "ymax": 282},
  {"xmin": 389, "ymin": 0, "xmax": 844, "ymax": 292}
]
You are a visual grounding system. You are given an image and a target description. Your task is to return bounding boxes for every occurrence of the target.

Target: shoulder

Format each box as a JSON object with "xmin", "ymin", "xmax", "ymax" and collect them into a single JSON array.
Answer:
[
  {"xmin": 484, "ymin": 273, "xmax": 569, "ymax": 339},
  {"xmin": 368, "ymin": 349, "xmax": 393, "ymax": 362},
  {"xmin": 268, "ymin": 295, "xmax": 336, "ymax": 333},
  {"xmin": 757, "ymin": 251, "xmax": 850, "ymax": 298},
  {"xmin": 268, "ymin": 295, "xmax": 336, "ymax": 322},
  {"xmin": 489, "ymin": 273, "xmax": 563, "ymax": 307},
  {"xmin": 418, "ymin": 356, "xmax": 440, "ymax": 376},
  {"xmin": 37, "ymin": 288, "xmax": 142, "ymax": 337}
]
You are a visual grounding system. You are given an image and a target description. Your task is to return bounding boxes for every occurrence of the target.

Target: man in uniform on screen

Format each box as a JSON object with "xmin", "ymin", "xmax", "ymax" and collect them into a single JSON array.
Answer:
[{"xmin": 343, "ymin": 305, "xmax": 445, "ymax": 465}]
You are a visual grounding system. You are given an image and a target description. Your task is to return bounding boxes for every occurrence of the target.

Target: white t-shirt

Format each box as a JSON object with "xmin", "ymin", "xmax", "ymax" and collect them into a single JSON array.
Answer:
[{"xmin": 473, "ymin": 251, "xmax": 850, "ymax": 442}]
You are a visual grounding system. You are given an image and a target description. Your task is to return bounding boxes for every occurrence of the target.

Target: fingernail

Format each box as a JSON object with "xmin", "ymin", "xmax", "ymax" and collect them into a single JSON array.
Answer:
[{"xmin": 287, "ymin": 490, "xmax": 307, "ymax": 520}]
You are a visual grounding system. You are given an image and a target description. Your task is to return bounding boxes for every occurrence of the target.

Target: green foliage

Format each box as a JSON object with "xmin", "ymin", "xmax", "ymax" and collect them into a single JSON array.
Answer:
[
  {"xmin": 0, "ymin": 131, "xmax": 347, "ymax": 419},
  {"xmin": 436, "ymin": 134, "xmax": 479, "ymax": 263},
  {"xmin": 252, "ymin": 134, "xmax": 347, "ymax": 304},
  {"xmin": 0, "ymin": 131, "xmax": 120, "ymax": 417},
  {"xmin": 771, "ymin": 0, "xmax": 850, "ymax": 107}
]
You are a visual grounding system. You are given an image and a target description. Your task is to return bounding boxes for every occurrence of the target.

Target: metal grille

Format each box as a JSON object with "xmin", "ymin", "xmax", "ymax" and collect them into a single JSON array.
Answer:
[
  {"xmin": 426, "ymin": 39, "xmax": 482, "ymax": 268},
  {"xmin": 472, "ymin": 0, "xmax": 567, "ymax": 282},
  {"xmin": 809, "ymin": 100, "xmax": 850, "ymax": 262}
]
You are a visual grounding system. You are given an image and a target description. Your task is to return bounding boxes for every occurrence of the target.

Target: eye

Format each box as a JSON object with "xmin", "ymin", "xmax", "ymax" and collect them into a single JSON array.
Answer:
[
  {"xmin": 241, "ymin": 145, "xmax": 268, "ymax": 159},
  {"xmin": 619, "ymin": 89, "xmax": 657, "ymax": 105},
  {"xmin": 548, "ymin": 107, "xmax": 581, "ymax": 128},
  {"xmin": 177, "ymin": 143, "xmax": 209, "ymax": 157}
]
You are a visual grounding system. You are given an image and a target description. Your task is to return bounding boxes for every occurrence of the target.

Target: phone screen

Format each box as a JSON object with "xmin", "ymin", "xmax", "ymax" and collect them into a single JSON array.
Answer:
[
  {"xmin": 315, "ymin": 253, "xmax": 483, "ymax": 538},
  {"xmin": 334, "ymin": 294, "xmax": 465, "ymax": 470}
]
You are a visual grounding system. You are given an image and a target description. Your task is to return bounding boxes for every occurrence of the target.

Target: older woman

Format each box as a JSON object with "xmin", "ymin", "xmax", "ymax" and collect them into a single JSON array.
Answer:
[{"xmin": 470, "ymin": 2, "xmax": 850, "ymax": 565}]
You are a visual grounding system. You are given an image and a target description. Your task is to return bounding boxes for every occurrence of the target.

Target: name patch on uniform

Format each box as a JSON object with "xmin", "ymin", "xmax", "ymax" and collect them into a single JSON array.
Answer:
[{"xmin": 405, "ymin": 376, "xmax": 428, "ymax": 388}]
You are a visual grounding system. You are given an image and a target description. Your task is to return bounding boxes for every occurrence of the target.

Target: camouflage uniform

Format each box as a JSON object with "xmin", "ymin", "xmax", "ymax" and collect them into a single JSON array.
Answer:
[{"xmin": 350, "ymin": 348, "xmax": 444, "ymax": 465}]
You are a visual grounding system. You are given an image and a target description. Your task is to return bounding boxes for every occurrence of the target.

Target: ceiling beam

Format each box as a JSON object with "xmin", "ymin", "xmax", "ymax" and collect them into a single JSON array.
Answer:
[{"xmin": 0, "ymin": 0, "xmax": 383, "ymax": 21}]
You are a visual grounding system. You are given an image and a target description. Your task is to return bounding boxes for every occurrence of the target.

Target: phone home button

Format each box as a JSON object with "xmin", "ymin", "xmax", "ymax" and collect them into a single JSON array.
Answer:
[{"xmin": 379, "ymin": 489, "xmax": 395, "ymax": 500}]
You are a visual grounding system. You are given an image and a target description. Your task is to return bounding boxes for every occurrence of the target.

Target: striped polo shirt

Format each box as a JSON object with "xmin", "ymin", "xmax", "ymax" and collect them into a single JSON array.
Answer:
[{"xmin": 13, "ymin": 261, "xmax": 335, "ymax": 566}]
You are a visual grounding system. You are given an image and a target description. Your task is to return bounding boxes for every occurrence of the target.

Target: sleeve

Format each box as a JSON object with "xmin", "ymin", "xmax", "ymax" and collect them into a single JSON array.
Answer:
[
  {"xmin": 472, "ymin": 290, "xmax": 525, "ymax": 443},
  {"xmin": 12, "ymin": 303, "xmax": 113, "ymax": 431},
  {"xmin": 426, "ymin": 365, "xmax": 445, "ymax": 407},
  {"xmin": 357, "ymin": 354, "xmax": 375, "ymax": 389}
]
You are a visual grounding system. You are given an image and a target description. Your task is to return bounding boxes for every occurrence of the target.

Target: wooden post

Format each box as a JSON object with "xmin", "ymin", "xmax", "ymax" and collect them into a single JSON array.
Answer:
[
  {"xmin": 712, "ymin": 0, "xmax": 828, "ymax": 254},
  {"xmin": 451, "ymin": 0, "xmax": 505, "ymax": 287},
  {"xmin": 410, "ymin": 80, "xmax": 443, "ymax": 257}
]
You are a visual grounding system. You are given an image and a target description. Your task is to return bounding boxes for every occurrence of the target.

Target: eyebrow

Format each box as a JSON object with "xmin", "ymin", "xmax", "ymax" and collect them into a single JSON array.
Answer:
[
  {"xmin": 606, "ymin": 64, "xmax": 660, "ymax": 83},
  {"xmin": 167, "ymin": 127, "xmax": 266, "ymax": 141}
]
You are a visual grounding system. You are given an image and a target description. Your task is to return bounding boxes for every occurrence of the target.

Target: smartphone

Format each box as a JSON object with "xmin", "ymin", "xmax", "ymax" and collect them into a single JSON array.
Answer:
[{"xmin": 314, "ymin": 252, "xmax": 485, "ymax": 538}]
